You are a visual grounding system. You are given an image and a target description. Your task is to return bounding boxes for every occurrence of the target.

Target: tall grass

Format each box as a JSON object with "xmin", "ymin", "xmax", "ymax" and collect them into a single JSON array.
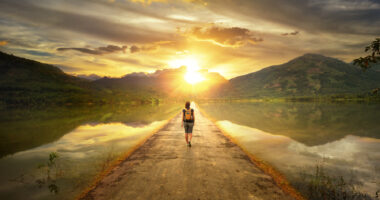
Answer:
[{"xmin": 295, "ymin": 163, "xmax": 378, "ymax": 200}]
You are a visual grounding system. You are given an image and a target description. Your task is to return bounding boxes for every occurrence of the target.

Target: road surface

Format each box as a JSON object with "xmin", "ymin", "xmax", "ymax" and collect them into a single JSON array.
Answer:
[{"xmin": 81, "ymin": 106, "xmax": 294, "ymax": 200}]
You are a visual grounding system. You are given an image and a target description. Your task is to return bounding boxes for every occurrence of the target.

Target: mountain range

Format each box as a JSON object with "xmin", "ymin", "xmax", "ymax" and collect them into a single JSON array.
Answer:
[
  {"xmin": 224, "ymin": 54, "xmax": 380, "ymax": 98},
  {"xmin": 0, "ymin": 51, "xmax": 379, "ymax": 105}
]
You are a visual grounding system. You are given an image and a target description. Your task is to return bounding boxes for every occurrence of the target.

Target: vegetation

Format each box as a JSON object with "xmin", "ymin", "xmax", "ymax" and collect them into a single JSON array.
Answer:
[
  {"xmin": 2, "ymin": 50, "xmax": 380, "ymax": 105},
  {"xmin": 296, "ymin": 163, "xmax": 378, "ymax": 200},
  {"xmin": 0, "ymin": 51, "xmax": 164, "ymax": 107},
  {"xmin": 222, "ymin": 54, "xmax": 380, "ymax": 99},
  {"xmin": 36, "ymin": 152, "xmax": 61, "ymax": 194},
  {"xmin": 353, "ymin": 38, "xmax": 380, "ymax": 70}
]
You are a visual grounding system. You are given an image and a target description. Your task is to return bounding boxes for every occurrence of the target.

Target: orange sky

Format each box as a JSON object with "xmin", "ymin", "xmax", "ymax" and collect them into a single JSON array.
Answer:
[{"xmin": 0, "ymin": 0, "xmax": 379, "ymax": 79}]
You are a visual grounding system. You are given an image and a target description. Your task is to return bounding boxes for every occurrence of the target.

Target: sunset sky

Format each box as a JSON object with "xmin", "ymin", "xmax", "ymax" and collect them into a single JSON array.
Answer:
[{"xmin": 0, "ymin": 0, "xmax": 379, "ymax": 79}]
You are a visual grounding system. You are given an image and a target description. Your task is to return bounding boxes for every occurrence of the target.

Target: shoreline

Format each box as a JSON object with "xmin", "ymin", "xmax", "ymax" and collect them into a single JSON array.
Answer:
[
  {"xmin": 76, "ymin": 113, "xmax": 178, "ymax": 200},
  {"xmin": 197, "ymin": 106, "xmax": 305, "ymax": 200}
]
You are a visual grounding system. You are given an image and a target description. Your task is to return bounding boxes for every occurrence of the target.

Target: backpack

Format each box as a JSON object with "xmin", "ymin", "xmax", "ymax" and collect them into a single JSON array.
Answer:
[{"xmin": 184, "ymin": 108, "xmax": 193, "ymax": 121}]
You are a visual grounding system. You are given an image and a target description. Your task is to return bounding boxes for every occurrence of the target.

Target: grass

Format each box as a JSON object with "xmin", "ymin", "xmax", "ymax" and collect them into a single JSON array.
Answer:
[{"xmin": 296, "ymin": 162, "xmax": 379, "ymax": 200}]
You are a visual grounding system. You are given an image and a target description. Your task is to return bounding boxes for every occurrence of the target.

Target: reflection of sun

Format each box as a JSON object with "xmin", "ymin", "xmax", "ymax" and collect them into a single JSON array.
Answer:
[{"xmin": 168, "ymin": 57, "xmax": 205, "ymax": 85}]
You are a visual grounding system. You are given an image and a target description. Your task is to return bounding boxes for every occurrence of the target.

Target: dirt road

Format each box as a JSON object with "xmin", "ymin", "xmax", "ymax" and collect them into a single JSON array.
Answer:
[{"xmin": 81, "ymin": 106, "xmax": 294, "ymax": 200}]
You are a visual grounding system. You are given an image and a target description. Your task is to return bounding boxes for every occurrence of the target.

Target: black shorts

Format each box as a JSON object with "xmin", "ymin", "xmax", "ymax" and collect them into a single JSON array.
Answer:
[{"xmin": 184, "ymin": 122, "xmax": 194, "ymax": 133}]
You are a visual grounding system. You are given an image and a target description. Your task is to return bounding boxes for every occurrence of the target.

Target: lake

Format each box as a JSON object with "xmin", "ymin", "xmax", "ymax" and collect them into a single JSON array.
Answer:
[
  {"xmin": 199, "ymin": 102, "xmax": 380, "ymax": 199},
  {"xmin": 0, "ymin": 104, "xmax": 182, "ymax": 200},
  {"xmin": 1, "ymin": 102, "xmax": 379, "ymax": 199}
]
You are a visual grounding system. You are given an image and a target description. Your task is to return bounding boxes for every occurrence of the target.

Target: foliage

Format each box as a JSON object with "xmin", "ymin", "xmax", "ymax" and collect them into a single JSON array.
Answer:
[
  {"xmin": 296, "ymin": 163, "xmax": 377, "ymax": 200},
  {"xmin": 223, "ymin": 54, "xmax": 380, "ymax": 98},
  {"xmin": 36, "ymin": 152, "xmax": 61, "ymax": 194},
  {"xmin": 353, "ymin": 38, "xmax": 380, "ymax": 70},
  {"xmin": 0, "ymin": 51, "xmax": 165, "ymax": 107}
]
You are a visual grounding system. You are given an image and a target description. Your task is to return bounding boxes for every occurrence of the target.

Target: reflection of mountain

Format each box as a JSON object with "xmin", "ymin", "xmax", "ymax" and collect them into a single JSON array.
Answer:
[
  {"xmin": 0, "ymin": 104, "xmax": 181, "ymax": 158},
  {"xmin": 199, "ymin": 102, "xmax": 380, "ymax": 146},
  {"xmin": 223, "ymin": 54, "xmax": 380, "ymax": 98}
]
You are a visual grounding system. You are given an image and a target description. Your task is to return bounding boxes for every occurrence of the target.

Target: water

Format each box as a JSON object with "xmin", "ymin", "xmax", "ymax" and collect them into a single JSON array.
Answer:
[
  {"xmin": 0, "ymin": 104, "xmax": 181, "ymax": 200},
  {"xmin": 199, "ymin": 102, "xmax": 380, "ymax": 199}
]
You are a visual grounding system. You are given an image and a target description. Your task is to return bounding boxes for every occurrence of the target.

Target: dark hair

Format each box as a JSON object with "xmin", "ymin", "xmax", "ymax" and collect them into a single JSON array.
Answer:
[{"xmin": 185, "ymin": 101, "xmax": 190, "ymax": 109}]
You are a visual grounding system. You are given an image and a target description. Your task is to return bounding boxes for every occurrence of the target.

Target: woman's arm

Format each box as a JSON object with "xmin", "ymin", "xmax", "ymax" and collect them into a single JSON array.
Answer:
[
  {"xmin": 192, "ymin": 109, "xmax": 195, "ymax": 124},
  {"xmin": 181, "ymin": 109, "xmax": 184, "ymax": 127}
]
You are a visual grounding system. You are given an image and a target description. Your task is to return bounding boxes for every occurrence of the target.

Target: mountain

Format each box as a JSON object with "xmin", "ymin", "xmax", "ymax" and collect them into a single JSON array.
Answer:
[
  {"xmin": 75, "ymin": 73, "xmax": 102, "ymax": 81},
  {"xmin": 0, "ymin": 51, "xmax": 102, "ymax": 105},
  {"xmin": 93, "ymin": 66, "xmax": 228, "ymax": 98},
  {"xmin": 1, "ymin": 51, "xmax": 379, "ymax": 105},
  {"xmin": 225, "ymin": 54, "xmax": 380, "ymax": 98}
]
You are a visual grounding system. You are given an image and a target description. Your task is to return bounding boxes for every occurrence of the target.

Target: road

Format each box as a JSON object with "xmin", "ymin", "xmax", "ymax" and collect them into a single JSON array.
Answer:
[{"xmin": 81, "ymin": 106, "xmax": 294, "ymax": 200}]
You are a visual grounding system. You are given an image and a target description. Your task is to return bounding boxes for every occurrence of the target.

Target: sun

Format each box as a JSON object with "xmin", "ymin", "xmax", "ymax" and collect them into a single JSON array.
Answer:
[
  {"xmin": 168, "ymin": 57, "xmax": 205, "ymax": 85},
  {"xmin": 184, "ymin": 71, "xmax": 204, "ymax": 84}
]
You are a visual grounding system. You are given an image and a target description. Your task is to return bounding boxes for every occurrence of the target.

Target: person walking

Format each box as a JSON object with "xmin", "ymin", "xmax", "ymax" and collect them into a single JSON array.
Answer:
[{"xmin": 181, "ymin": 101, "xmax": 195, "ymax": 147}]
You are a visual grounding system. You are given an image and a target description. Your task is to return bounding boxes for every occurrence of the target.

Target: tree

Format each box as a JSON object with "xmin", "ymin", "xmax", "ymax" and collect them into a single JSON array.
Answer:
[{"xmin": 353, "ymin": 38, "xmax": 380, "ymax": 70}]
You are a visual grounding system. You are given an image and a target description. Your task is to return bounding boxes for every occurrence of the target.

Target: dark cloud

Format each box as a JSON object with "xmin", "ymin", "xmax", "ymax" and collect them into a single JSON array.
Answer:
[
  {"xmin": 130, "ymin": 44, "xmax": 158, "ymax": 53},
  {"xmin": 185, "ymin": 25, "xmax": 263, "ymax": 47},
  {"xmin": 57, "ymin": 45, "xmax": 127, "ymax": 55},
  {"xmin": 206, "ymin": 0, "xmax": 380, "ymax": 36},
  {"xmin": 0, "ymin": 0, "xmax": 171, "ymax": 43},
  {"xmin": 281, "ymin": 31, "xmax": 299, "ymax": 36},
  {"xmin": 130, "ymin": 45, "xmax": 140, "ymax": 53}
]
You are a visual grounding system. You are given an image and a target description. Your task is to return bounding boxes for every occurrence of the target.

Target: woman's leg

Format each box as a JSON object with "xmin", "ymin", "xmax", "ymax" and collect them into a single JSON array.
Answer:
[
  {"xmin": 185, "ymin": 133, "xmax": 188, "ymax": 144},
  {"xmin": 189, "ymin": 123, "xmax": 194, "ymax": 142}
]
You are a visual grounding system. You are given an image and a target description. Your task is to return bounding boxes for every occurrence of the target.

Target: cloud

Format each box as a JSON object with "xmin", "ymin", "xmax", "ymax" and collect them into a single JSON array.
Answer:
[
  {"xmin": 0, "ymin": 0, "xmax": 171, "ymax": 43},
  {"xmin": 281, "ymin": 31, "xmax": 299, "ymax": 36},
  {"xmin": 185, "ymin": 25, "xmax": 263, "ymax": 47},
  {"xmin": 130, "ymin": 44, "xmax": 158, "ymax": 53},
  {"xmin": 57, "ymin": 45, "xmax": 127, "ymax": 55},
  {"xmin": 128, "ymin": 0, "xmax": 207, "ymax": 6},
  {"xmin": 206, "ymin": 0, "xmax": 380, "ymax": 36},
  {"xmin": 0, "ymin": 40, "xmax": 7, "ymax": 46}
]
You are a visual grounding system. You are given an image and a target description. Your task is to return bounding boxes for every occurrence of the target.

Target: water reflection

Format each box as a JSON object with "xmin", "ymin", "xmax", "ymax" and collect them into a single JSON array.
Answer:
[
  {"xmin": 0, "ymin": 104, "xmax": 181, "ymax": 200},
  {"xmin": 200, "ymin": 102, "xmax": 380, "ymax": 198},
  {"xmin": 199, "ymin": 102, "xmax": 380, "ymax": 146}
]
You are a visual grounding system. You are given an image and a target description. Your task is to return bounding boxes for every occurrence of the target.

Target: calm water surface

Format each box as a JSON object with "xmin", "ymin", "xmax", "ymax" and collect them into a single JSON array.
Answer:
[
  {"xmin": 199, "ymin": 102, "xmax": 380, "ymax": 198},
  {"xmin": 0, "ymin": 104, "xmax": 181, "ymax": 200}
]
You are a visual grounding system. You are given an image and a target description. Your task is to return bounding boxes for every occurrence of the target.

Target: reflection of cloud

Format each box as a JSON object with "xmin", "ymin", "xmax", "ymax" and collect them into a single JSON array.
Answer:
[
  {"xmin": 281, "ymin": 31, "xmax": 299, "ymax": 36},
  {"xmin": 57, "ymin": 45, "xmax": 127, "ymax": 55},
  {"xmin": 0, "ymin": 40, "xmax": 7, "ymax": 46},
  {"xmin": 185, "ymin": 25, "xmax": 263, "ymax": 47},
  {"xmin": 216, "ymin": 120, "xmax": 380, "ymax": 195}
]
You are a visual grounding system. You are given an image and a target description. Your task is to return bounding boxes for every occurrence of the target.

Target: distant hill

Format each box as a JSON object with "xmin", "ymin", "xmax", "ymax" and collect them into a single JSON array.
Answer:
[
  {"xmin": 93, "ymin": 66, "xmax": 228, "ymax": 98},
  {"xmin": 1, "ymin": 51, "xmax": 379, "ymax": 106},
  {"xmin": 75, "ymin": 74, "xmax": 102, "ymax": 81},
  {"xmin": 224, "ymin": 54, "xmax": 380, "ymax": 98},
  {"xmin": 0, "ymin": 51, "xmax": 102, "ymax": 105}
]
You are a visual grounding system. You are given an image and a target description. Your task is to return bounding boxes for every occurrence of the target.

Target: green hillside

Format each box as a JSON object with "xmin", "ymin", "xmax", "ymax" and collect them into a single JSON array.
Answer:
[
  {"xmin": 0, "ymin": 51, "xmax": 102, "ymax": 105},
  {"xmin": 1, "ymin": 51, "xmax": 380, "ymax": 106},
  {"xmin": 226, "ymin": 54, "xmax": 380, "ymax": 98}
]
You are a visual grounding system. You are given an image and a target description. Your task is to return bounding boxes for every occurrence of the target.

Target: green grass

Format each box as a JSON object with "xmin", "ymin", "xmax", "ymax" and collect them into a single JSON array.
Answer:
[{"xmin": 295, "ymin": 163, "xmax": 378, "ymax": 200}]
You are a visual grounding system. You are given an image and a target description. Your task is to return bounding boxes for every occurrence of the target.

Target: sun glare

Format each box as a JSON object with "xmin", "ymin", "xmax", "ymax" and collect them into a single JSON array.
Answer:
[
  {"xmin": 185, "ymin": 71, "xmax": 204, "ymax": 84},
  {"xmin": 168, "ymin": 57, "xmax": 205, "ymax": 85}
]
